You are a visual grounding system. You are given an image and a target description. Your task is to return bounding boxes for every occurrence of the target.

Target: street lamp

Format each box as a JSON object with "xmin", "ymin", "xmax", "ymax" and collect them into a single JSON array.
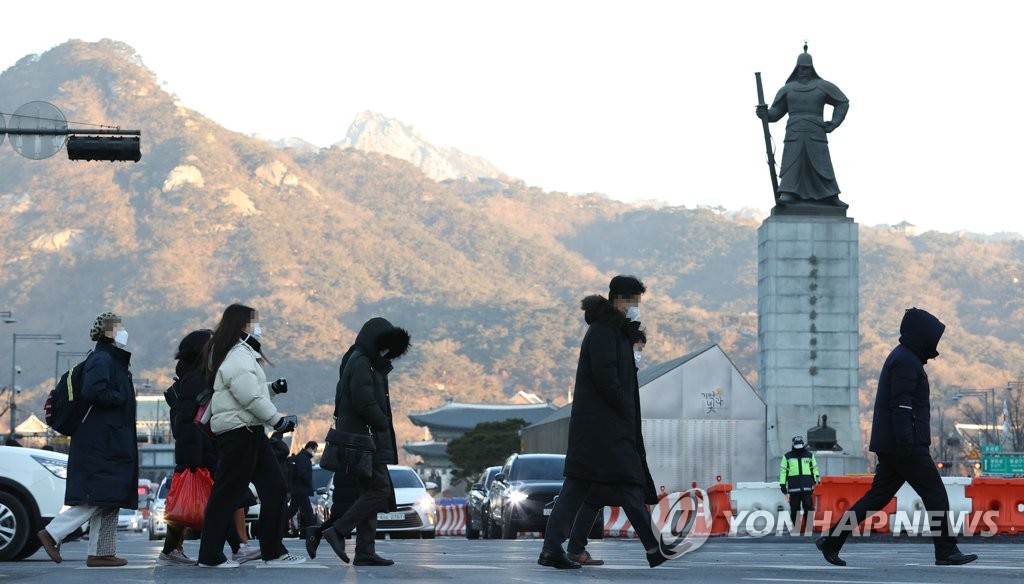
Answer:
[
  {"xmin": 0, "ymin": 311, "xmax": 15, "ymax": 324},
  {"xmin": 952, "ymin": 388, "xmax": 998, "ymax": 446},
  {"xmin": 10, "ymin": 333, "xmax": 64, "ymax": 433},
  {"xmin": 54, "ymin": 350, "xmax": 90, "ymax": 383}
]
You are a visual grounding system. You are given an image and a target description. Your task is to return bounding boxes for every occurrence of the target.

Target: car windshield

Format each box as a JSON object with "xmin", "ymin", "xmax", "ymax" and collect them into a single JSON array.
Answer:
[
  {"xmin": 389, "ymin": 468, "xmax": 424, "ymax": 489},
  {"xmin": 158, "ymin": 479, "xmax": 170, "ymax": 499},
  {"xmin": 512, "ymin": 457, "xmax": 564, "ymax": 481},
  {"xmin": 119, "ymin": 508, "xmax": 134, "ymax": 516}
]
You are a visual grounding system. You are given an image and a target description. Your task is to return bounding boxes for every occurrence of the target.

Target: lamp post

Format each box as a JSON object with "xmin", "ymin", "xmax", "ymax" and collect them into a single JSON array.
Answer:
[
  {"xmin": 952, "ymin": 388, "xmax": 998, "ymax": 447},
  {"xmin": 54, "ymin": 350, "xmax": 90, "ymax": 383},
  {"xmin": 10, "ymin": 333, "xmax": 64, "ymax": 433}
]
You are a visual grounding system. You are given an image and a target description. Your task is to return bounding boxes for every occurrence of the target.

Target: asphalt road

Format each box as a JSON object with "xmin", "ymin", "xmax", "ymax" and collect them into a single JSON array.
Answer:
[{"xmin": 1, "ymin": 531, "xmax": 1021, "ymax": 584}]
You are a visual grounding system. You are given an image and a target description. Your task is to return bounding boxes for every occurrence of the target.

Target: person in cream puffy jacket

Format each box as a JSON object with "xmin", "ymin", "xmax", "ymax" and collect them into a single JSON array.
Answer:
[{"xmin": 196, "ymin": 304, "xmax": 304, "ymax": 568}]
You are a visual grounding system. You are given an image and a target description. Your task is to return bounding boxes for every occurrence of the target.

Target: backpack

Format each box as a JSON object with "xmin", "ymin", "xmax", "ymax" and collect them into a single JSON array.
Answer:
[{"xmin": 43, "ymin": 352, "xmax": 93, "ymax": 436}]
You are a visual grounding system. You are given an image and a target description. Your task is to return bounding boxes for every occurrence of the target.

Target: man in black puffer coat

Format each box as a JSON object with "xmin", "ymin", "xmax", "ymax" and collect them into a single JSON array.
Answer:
[
  {"xmin": 815, "ymin": 308, "xmax": 978, "ymax": 567},
  {"xmin": 539, "ymin": 276, "xmax": 670, "ymax": 570}
]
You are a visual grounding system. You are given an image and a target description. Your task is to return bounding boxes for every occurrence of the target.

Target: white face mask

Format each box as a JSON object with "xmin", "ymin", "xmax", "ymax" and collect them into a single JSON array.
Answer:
[
  {"xmin": 114, "ymin": 329, "xmax": 129, "ymax": 348},
  {"xmin": 633, "ymin": 350, "xmax": 643, "ymax": 366},
  {"xmin": 626, "ymin": 306, "xmax": 641, "ymax": 321},
  {"xmin": 252, "ymin": 323, "xmax": 263, "ymax": 339}
]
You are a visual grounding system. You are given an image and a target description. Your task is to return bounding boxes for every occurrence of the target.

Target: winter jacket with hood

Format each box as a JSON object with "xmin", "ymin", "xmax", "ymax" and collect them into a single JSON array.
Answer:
[
  {"xmin": 564, "ymin": 295, "xmax": 657, "ymax": 504},
  {"xmin": 210, "ymin": 340, "xmax": 282, "ymax": 434},
  {"xmin": 869, "ymin": 308, "xmax": 945, "ymax": 455},
  {"xmin": 334, "ymin": 317, "xmax": 410, "ymax": 466},
  {"xmin": 65, "ymin": 340, "xmax": 139, "ymax": 508}
]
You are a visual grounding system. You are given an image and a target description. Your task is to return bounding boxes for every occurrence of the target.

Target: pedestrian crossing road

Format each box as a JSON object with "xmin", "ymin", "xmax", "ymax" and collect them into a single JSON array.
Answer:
[{"xmin": 2, "ymin": 531, "xmax": 1021, "ymax": 584}]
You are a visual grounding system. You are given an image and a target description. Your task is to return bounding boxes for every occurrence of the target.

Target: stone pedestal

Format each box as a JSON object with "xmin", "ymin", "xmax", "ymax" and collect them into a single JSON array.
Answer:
[{"xmin": 758, "ymin": 215, "xmax": 867, "ymax": 477}]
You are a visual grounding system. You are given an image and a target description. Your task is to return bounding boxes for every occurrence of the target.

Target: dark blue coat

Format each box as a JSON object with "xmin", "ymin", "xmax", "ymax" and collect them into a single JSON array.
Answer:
[
  {"xmin": 868, "ymin": 308, "xmax": 945, "ymax": 456},
  {"xmin": 65, "ymin": 340, "xmax": 138, "ymax": 508}
]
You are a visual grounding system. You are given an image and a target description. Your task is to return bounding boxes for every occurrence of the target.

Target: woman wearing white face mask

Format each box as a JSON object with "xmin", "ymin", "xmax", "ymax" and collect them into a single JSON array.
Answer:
[{"xmin": 38, "ymin": 312, "xmax": 138, "ymax": 567}]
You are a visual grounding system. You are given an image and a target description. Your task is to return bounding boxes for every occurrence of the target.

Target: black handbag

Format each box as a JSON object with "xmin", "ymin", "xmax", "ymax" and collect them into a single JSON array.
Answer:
[{"xmin": 322, "ymin": 427, "xmax": 375, "ymax": 478}]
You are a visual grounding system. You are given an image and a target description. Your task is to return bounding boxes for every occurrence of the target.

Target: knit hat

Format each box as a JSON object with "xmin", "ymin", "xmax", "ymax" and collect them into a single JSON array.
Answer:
[
  {"xmin": 175, "ymin": 329, "xmax": 213, "ymax": 360},
  {"xmin": 89, "ymin": 311, "xmax": 121, "ymax": 341}
]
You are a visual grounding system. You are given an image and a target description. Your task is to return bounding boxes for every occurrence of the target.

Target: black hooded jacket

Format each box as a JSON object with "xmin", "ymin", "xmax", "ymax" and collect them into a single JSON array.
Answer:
[
  {"xmin": 165, "ymin": 361, "xmax": 218, "ymax": 471},
  {"xmin": 868, "ymin": 308, "xmax": 945, "ymax": 455},
  {"xmin": 564, "ymin": 295, "xmax": 657, "ymax": 504},
  {"xmin": 334, "ymin": 317, "xmax": 410, "ymax": 466}
]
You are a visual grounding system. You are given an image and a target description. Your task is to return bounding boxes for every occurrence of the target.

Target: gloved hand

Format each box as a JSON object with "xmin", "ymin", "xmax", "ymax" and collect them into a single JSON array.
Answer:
[
  {"xmin": 271, "ymin": 378, "xmax": 288, "ymax": 394},
  {"xmin": 273, "ymin": 414, "xmax": 298, "ymax": 433},
  {"xmin": 780, "ymin": 484, "xmax": 788, "ymax": 495}
]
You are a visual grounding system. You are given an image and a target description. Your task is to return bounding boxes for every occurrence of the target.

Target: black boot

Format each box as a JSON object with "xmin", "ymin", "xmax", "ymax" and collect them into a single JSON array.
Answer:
[
  {"xmin": 322, "ymin": 527, "xmax": 349, "ymax": 564},
  {"xmin": 353, "ymin": 553, "xmax": 394, "ymax": 566},
  {"xmin": 305, "ymin": 526, "xmax": 322, "ymax": 559},
  {"xmin": 814, "ymin": 536, "xmax": 846, "ymax": 566}
]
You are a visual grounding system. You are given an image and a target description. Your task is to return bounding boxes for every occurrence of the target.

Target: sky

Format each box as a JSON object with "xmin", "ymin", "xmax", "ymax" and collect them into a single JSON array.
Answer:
[{"xmin": 1, "ymin": 1, "xmax": 1022, "ymax": 234}]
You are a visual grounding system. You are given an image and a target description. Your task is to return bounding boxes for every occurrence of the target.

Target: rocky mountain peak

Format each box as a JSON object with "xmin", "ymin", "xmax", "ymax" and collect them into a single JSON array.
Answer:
[{"xmin": 337, "ymin": 110, "xmax": 507, "ymax": 182}]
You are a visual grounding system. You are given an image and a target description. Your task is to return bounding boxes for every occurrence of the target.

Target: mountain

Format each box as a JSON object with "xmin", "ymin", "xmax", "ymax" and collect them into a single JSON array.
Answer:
[
  {"xmin": 336, "ymin": 110, "xmax": 508, "ymax": 182},
  {"xmin": 0, "ymin": 40, "xmax": 1022, "ymax": 463}
]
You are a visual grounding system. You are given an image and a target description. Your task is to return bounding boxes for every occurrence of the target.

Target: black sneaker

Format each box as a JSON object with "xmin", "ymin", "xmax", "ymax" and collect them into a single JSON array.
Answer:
[
  {"xmin": 936, "ymin": 552, "xmax": 978, "ymax": 566},
  {"xmin": 322, "ymin": 527, "xmax": 349, "ymax": 564}
]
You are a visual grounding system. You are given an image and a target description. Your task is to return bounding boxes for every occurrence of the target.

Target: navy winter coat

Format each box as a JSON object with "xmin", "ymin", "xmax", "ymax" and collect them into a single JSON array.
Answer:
[
  {"xmin": 869, "ymin": 308, "xmax": 945, "ymax": 455},
  {"xmin": 65, "ymin": 340, "xmax": 139, "ymax": 508}
]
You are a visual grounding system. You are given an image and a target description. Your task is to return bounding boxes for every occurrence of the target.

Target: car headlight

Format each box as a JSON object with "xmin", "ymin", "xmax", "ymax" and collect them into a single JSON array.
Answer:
[
  {"xmin": 31, "ymin": 455, "xmax": 68, "ymax": 479},
  {"xmin": 507, "ymin": 490, "xmax": 528, "ymax": 505},
  {"xmin": 415, "ymin": 494, "xmax": 436, "ymax": 514}
]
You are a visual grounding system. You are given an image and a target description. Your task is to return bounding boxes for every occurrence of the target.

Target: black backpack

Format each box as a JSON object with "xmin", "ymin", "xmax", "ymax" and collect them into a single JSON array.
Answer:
[{"xmin": 43, "ymin": 352, "xmax": 93, "ymax": 436}]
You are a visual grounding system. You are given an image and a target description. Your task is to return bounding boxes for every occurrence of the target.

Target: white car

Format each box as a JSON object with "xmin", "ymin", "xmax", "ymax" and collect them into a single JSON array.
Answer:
[
  {"xmin": 0, "ymin": 446, "xmax": 69, "ymax": 561},
  {"xmin": 318, "ymin": 465, "xmax": 436, "ymax": 539},
  {"xmin": 148, "ymin": 477, "xmax": 170, "ymax": 540}
]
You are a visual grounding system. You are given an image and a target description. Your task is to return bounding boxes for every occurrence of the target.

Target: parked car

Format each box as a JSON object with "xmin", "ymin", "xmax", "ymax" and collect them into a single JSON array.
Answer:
[
  {"xmin": 315, "ymin": 466, "xmax": 437, "ymax": 539},
  {"xmin": 0, "ymin": 446, "xmax": 69, "ymax": 561},
  {"xmin": 117, "ymin": 508, "xmax": 135, "ymax": 530},
  {"xmin": 466, "ymin": 466, "xmax": 501, "ymax": 539},
  {"xmin": 148, "ymin": 476, "xmax": 170, "ymax": 540},
  {"xmin": 487, "ymin": 453, "xmax": 603, "ymax": 540}
]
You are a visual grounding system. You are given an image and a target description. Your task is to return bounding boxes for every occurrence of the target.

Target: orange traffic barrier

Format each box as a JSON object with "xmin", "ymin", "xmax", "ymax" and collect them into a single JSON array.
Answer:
[
  {"xmin": 813, "ymin": 476, "xmax": 894, "ymax": 534},
  {"xmin": 707, "ymin": 476, "xmax": 733, "ymax": 536},
  {"xmin": 965, "ymin": 477, "xmax": 1024, "ymax": 535}
]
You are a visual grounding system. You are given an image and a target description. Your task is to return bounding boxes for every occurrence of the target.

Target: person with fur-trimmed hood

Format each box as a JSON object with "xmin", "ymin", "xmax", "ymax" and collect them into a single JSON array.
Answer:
[
  {"xmin": 319, "ymin": 317, "xmax": 410, "ymax": 567},
  {"xmin": 539, "ymin": 276, "xmax": 672, "ymax": 570}
]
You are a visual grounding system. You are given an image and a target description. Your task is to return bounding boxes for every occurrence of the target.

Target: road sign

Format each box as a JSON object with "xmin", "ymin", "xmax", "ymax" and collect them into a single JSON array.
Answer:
[{"xmin": 981, "ymin": 453, "xmax": 1024, "ymax": 475}]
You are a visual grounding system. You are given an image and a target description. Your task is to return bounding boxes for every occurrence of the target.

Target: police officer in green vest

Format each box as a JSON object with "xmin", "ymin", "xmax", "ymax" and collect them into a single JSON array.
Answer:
[{"xmin": 780, "ymin": 435, "xmax": 819, "ymax": 527}]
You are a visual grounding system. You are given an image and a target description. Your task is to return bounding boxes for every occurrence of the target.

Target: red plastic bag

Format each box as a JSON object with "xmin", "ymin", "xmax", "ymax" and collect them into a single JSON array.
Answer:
[{"xmin": 163, "ymin": 468, "xmax": 213, "ymax": 530}]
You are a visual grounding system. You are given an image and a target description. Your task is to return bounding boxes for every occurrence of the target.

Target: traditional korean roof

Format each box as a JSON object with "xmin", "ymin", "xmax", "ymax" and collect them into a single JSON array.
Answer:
[{"xmin": 408, "ymin": 401, "xmax": 558, "ymax": 432}]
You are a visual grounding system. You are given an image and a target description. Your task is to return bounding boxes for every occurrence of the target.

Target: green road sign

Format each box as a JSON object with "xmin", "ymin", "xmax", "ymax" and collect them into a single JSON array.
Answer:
[{"xmin": 981, "ymin": 453, "xmax": 1024, "ymax": 475}]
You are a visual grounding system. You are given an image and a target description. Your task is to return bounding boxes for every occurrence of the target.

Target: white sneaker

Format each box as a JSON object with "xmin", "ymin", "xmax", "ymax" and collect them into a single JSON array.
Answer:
[
  {"xmin": 197, "ymin": 559, "xmax": 240, "ymax": 568},
  {"xmin": 232, "ymin": 543, "xmax": 262, "ymax": 564},
  {"xmin": 257, "ymin": 553, "xmax": 307, "ymax": 567},
  {"xmin": 157, "ymin": 549, "xmax": 196, "ymax": 565}
]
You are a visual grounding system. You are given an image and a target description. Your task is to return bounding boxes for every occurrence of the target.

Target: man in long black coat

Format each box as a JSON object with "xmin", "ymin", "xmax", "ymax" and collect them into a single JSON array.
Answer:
[
  {"xmin": 815, "ymin": 308, "xmax": 978, "ymax": 567},
  {"xmin": 539, "ymin": 276, "xmax": 669, "ymax": 570},
  {"xmin": 37, "ymin": 312, "xmax": 137, "ymax": 567}
]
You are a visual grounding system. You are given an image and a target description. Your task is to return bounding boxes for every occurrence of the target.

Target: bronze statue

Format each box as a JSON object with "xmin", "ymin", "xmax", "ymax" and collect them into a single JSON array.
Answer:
[{"xmin": 756, "ymin": 46, "xmax": 849, "ymax": 211}]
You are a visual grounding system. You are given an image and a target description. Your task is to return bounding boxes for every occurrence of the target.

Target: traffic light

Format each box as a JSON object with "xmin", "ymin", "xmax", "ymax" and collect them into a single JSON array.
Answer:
[{"xmin": 66, "ymin": 136, "xmax": 141, "ymax": 162}]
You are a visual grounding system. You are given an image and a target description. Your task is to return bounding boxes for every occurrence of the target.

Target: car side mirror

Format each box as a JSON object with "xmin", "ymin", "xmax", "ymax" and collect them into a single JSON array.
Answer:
[
  {"xmin": 425, "ymin": 481, "xmax": 438, "ymax": 492},
  {"xmin": 494, "ymin": 473, "xmax": 505, "ymax": 483}
]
